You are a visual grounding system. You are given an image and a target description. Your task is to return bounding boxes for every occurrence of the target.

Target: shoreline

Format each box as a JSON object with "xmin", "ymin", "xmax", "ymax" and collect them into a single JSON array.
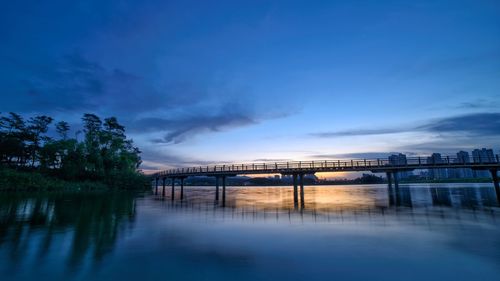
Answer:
[{"xmin": 0, "ymin": 167, "xmax": 149, "ymax": 191}]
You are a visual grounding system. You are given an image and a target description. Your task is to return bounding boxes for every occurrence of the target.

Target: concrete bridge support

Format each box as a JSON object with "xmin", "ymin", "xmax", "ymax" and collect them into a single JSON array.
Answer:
[
  {"xmin": 386, "ymin": 172, "xmax": 394, "ymax": 206},
  {"xmin": 221, "ymin": 176, "xmax": 227, "ymax": 207},
  {"xmin": 491, "ymin": 169, "xmax": 500, "ymax": 203},
  {"xmin": 211, "ymin": 174, "xmax": 233, "ymax": 207},
  {"xmin": 162, "ymin": 177, "xmax": 166, "ymax": 196},
  {"xmin": 171, "ymin": 178, "xmax": 175, "ymax": 201},
  {"xmin": 386, "ymin": 172, "xmax": 393, "ymax": 188},
  {"xmin": 155, "ymin": 177, "xmax": 159, "ymax": 195},
  {"xmin": 299, "ymin": 173, "xmax": 305, "ymax": 208},
  {"xmin": 180, "ymin": 177, "xmax": 185, "ymax": 201},
  {"xmin": 386, "ymin": 171, "xmax": 401, "ymax": 206},
  {"xmin": 292, "ymin": 174, "xmax": 298, "ymax": 208},
  {"xmin": 215, "ymin": 176, "xmax": 220, "ymax": 202},
  {"xmin": 393, "ymin": 171, "xmax": 400, "ymax": 189},
  {"xmin": 285, "ymin": 172, "xmax": 306, "ymax": 209}
]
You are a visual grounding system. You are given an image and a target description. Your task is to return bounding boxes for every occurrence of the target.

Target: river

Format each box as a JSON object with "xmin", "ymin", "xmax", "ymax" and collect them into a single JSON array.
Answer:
[{"xmin": 1, "ymin": 183, "xmax": 499, "ymax": 281}]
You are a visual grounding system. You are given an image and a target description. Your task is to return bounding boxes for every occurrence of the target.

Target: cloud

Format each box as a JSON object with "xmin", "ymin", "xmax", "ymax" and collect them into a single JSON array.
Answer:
[
  {"xmin": 17, "ymin": 53, "xmax": 173, "ymax": 114},
  {"xmin": 139, "ymin": 149, "xmax": 204, "ymax": 171},
  {"xmin": 311, "ymin": 113, "xmax": 500, "ymax": 139},
  {"xmin": 252, "ymin": 158, "xmax": 291, "ymax": 162},
  {"xmin": 418, "ymin": 113, "xmax": 500, "ymax": 136},
  {"xmin": 396, "ymin": 135, "xmax": 500, "ymax": 154},
  {"xmin": 5, "ymin": 53, "xmax": 293, "ymax": 145},
  {"xmin": 130, "ymin": 103, "xmax": 257, "ymax": 144},
  {"xmin": 308, "ymin": 152, "xmax": 417, "ymax": 159},
  {"xmin": 310, "ymin": 128, "xmax": 405, "ymax": 138},
  {"xmin": 456, "ymin": 98, "xmax": 500, "ymax": 110}
]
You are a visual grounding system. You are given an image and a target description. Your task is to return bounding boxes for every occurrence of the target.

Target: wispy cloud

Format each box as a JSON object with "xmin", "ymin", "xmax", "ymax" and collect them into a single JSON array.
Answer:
[
  {"xmin": 252, "ymin": 158, "xmax": 291, "ymax": 162},
  {"xmin": 455, "ymin": 98, "xmax": 500, "ymax": 110},
  {"xmin": 418, "ymin": 113, "xmax": 500, "ymax": 136},
  {"xmin": 144, "ymin": 113, "xmax": 256, "ymax": 144},
  {"xmin": 311, "ymin": 113, "xmax": 500, "ymax": 138},
  {"xmin": 311, "ymin": 128, "xmax": 405, "ymax": 138},
  {"xmin": 140, "ymin": 147, "xmax": 226, "ymax": 171},
  {"xmin": 308, "ymin": 152, "xmax": 418, "ymax": 159}
]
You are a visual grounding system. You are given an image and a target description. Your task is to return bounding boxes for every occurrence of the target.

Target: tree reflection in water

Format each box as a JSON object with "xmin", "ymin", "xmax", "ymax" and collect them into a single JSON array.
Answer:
[{"xmin": 0, "ymin": 192, "xmax": 138, "ymax": 269}]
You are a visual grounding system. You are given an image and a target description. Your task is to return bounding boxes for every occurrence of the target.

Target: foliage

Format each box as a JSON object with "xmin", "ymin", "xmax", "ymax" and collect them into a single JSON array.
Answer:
[{"xmin": 0, "ymin": 112, "xmax": 148, "ymax": 190}]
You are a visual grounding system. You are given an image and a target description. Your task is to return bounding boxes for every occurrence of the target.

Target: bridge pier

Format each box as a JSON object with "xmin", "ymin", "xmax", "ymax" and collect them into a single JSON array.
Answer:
[
  {"xmin": 293, "ymin": 174, "xmax": 298, "ymax": 208},
  {"xmin": 162, "ymin": 177, "xmax": 166, "ymax": 196},
  {"xmin": 221, "ymin": 176, "xmax": 227, "ymax": 207},
  {"xmin": 215, "ymin": 176, "xmax": 220, "ymax": 202},
  {"xmin": 386, "ymin": 172, "xmax": 395, "ymax": 205},
  {"xmin": 491, "ymin": 169, "xmax": 500, "ymax": 203},
  {"xmin": 180, "ymin": 177, "xmax": 185, "ymax": 201},
  {"xmin": 299, "ymin": 173, "xmax": 305, "ymax": 208},
  {"xmin": 171, "ymin": 178, "xmax": 175, "ymax": 201},
  {"xmin": 154, "ymin": 177, "xmax": 159, "ymax": 195},
  {"xmin": 386, "ymin": 171, "xmax": 402, "ymax": 206}
]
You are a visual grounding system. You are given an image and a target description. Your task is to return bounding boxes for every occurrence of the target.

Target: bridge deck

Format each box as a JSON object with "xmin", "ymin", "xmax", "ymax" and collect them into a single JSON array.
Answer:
[{"xmin": 153, "ymin": 157, "xmax": 500, "ymax": 178}]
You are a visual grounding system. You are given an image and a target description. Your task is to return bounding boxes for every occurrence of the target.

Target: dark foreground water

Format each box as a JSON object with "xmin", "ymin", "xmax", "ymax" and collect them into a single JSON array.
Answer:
[{"xmin": 1, "ymin": 184, "xmax": 499, "ymax": 281}]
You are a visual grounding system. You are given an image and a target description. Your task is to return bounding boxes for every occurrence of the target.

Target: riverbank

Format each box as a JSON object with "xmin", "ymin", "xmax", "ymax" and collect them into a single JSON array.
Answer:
[{"xmin": 0, "ymin": 167, "xmax": 149, "ymax": 191}]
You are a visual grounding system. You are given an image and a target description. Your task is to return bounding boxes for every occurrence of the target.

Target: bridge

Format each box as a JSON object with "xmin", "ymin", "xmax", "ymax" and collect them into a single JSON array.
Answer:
[{"xmin": 151, "ymin": 155, "xmax": 500, "ymax": 206}]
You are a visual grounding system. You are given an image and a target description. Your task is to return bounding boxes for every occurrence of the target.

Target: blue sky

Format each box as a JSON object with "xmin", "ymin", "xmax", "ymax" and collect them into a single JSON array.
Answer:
[{"xmin": 1, "ymin": 0, "xmax": 499, "ymax": 172}]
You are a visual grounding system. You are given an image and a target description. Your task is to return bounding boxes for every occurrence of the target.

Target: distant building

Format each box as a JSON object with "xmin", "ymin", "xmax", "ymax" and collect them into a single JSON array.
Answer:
[
  {"xmin": 472, "ymin": 148, "xmax": 495, "ymax": 163},
  {"xmin": 472, "ymin": 148, "xmax": 495, "ymax": 178},
  {"xmin": 426, "ymin": 153, "xmax": 449, "ymax": 179},
  {"xmin": 388, "ymin": 153, "xmax": 412, "ymax": 179},
  {"xmin": 454, "ymin": 151, "xmax": 473, "ymax": 179},
  {"xmin": 388, "ymin": 153, "xmax": 407, "ymax": 165}
]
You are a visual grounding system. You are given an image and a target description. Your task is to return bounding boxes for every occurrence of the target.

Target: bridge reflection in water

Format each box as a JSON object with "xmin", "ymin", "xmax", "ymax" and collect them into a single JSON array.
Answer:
[{"xmin": 151, "ymin": 184, "xmax": 500, "ymax": 220}]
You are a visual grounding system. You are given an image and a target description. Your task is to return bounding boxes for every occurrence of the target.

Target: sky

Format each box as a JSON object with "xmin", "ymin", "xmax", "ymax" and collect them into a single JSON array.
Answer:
[{"xmin": 1, "ymin": 0, "xmax": 499, "ymax": 173}]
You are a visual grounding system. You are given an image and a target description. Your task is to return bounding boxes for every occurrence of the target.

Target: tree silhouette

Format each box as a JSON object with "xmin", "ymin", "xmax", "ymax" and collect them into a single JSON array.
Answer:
[{"xmin": 0, "ymin": 112, "xmax": 146, "ymax": 189}]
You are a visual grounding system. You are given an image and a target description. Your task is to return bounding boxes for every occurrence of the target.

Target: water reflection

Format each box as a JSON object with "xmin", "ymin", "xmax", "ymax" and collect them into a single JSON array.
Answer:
[
  {"xmin": 154, "ymin": 183, "xmax": 499, "ymax": 210},
  {"xmin": 0, "ymin": 184, "xmax": 499, "ymax": 281},
  {"xmin": 0, "ymin": 192, "xmax": 137, "ymax": 271},
  {"xmin": 150, "ymin": 184, "xmax": 498, "ymax": 226}
]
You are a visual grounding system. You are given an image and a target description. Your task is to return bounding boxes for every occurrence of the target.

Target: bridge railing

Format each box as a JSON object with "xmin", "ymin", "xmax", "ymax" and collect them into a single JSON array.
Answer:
[{"xmin": 154, "ymin": 154, "xmax": 500, "ymax": 177}]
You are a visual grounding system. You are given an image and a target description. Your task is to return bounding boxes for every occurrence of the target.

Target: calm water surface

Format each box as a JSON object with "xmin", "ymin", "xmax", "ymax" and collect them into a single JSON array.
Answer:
[{"xmin": 1, "ymin": 183, "xmax": 499, "ymax": 281}]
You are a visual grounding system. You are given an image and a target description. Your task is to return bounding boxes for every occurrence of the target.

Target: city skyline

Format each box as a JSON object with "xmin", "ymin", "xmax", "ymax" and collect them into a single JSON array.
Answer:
[{"xmin": 1, "ymin": 1, "xmax": 499, "ymax": 172}]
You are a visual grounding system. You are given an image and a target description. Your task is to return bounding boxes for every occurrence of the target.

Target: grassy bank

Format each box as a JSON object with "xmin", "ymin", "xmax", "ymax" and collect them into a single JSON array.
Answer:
[{"xmin": 0, "ymin": 167, "xmax": 150, "ymax": 191}]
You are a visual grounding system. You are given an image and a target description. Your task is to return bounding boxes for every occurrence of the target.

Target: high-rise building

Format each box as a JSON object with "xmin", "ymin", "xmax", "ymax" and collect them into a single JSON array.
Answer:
[
  {"xmin": 426, "ymin": 153, "xmax": 449, "ymax": 179},
  {"xmin": 472, "ymin": 148, "xmax": 495, "ymax": 178},
  {"xmin": 472, "ymin": 148, "xmax": 495, "ymax": 163},
  {"xmin": 454, "ymin": 151, "xmax": 473, "ymax": 178},
  {"xmin": 388, "ymin": 153, "xmax": 412, "ymax": 179}
]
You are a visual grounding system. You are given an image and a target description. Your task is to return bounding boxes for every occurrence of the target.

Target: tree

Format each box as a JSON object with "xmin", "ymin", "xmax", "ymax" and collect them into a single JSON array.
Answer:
[
  {"xmin": 0, "ymin": 112, "xmax": 27, "ymax": 166},
  {"xmin": 56, "ymin": 121, "xmax": 70, "ymax": 140},
  {"xmin": 26, "ymin": 115, "xmax": 53, "ymax": 167},
  {"xmin": 1, "ymin": 112, "xmax": 147, "ymax": 189},
  {"xmin": 82, "ymin": 114, "xmax": 104, "ymax": 178}
]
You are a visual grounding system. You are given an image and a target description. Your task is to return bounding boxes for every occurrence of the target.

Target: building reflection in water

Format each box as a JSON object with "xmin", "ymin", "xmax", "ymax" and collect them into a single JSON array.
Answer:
[
  {"xmin": 156, "ymin": 183, "xmax": 498, "ymax": 210},
  {"xmin": 152, "ymin": 184, "xmax": 498, "ymax": 225}
]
